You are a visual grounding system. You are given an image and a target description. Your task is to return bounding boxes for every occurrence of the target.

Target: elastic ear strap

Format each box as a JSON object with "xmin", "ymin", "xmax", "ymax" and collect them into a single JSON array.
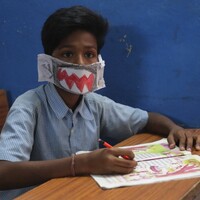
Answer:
[
  {"xmin": 98, "ymin": 54, "xmax": 102, "ymax": 62},
  {"xmin": 98, "ymin": 54, "xmax": 105, "ymax": 67}
]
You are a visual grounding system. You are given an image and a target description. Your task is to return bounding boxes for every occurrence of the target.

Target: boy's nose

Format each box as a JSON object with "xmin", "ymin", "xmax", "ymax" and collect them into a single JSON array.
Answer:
[{"xmin": 76, "ymin": 55, "xmax": 84, "ymax": 65}]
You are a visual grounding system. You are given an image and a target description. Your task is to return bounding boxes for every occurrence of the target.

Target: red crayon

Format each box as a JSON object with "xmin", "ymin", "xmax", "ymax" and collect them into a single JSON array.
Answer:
[{"xmin": 98, "ymin": 138, "xmax": 131, "ymax": 160}]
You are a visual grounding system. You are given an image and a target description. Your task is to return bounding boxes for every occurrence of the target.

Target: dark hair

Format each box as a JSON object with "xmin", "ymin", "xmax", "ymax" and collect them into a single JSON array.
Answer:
[{"xmin": 41, "ymin": 5, "xmax": 109, "ymax": 55}]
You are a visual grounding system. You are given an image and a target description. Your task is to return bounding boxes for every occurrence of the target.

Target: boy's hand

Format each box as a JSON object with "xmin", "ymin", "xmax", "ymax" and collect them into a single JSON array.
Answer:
[
  {"xmin": 76, "ymin": 148, "xmax": 137, "ymax": 175},
  {"xmin": 167, "ymin": 128, "xmax": 200, "ymax": 151}
]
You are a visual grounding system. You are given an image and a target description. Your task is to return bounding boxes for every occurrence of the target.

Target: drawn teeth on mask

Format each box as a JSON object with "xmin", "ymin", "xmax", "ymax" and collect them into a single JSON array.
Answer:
[
  {"xmin": 81, "ymin": 85, "xmax": 89, "ymax": 93},
  {"xmin": 60, "ymin": 80, "xmax": 70, "ymax": 90},
  {"xmin": 71, "ymin": 84, "xmax": 89, "ymax": 93},
  {"xmin": 60, "ymin": 68, "xmax": 91, "ymax": 78},
  {"xmin": 60, "ymin": 79, "xmax": 89, "ymax": 93}
]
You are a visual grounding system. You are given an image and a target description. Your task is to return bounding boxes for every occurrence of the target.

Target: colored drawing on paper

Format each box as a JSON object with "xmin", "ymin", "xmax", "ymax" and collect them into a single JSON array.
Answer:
[
  {"xmin": 123, "ymin": 157, "xmax": 200, "ymax": 182},
  {"xmin": 125, "ymin": 143, "xmax": 190, "ymax": 162}
]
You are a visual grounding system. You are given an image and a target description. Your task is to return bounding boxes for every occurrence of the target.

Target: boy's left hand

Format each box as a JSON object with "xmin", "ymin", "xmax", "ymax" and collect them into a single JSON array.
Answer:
[{"xmin": 167, "ymin": 128, "xmax": 200, "ymax": 151}]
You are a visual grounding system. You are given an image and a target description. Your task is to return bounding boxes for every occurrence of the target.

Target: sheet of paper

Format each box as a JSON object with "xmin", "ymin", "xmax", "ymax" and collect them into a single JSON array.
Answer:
[
  {"xmin": 121, "ymin": 138, "xmax": 191, "ymax": 162},
  {"xmin": 91, "ymin": 139, "xmax": 200, "ymax": 189}
]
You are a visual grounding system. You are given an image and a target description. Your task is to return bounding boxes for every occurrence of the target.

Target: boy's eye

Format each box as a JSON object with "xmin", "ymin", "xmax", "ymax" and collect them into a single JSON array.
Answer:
[
  {"xmin": 63, "ymin": 52, "xmax": 73, "ymax": 58},
  {"xmin": 85, "ymin": 52, "xmax": 96, "ymax": 58}
]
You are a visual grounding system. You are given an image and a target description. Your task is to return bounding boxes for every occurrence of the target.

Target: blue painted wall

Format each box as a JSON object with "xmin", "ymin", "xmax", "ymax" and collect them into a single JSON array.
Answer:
[{"xmin": 1, "ymin": 0, "xmax": 200, "ymax": 128}]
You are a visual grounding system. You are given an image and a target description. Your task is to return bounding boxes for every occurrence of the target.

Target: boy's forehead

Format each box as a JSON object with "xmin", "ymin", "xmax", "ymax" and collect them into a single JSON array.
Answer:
[{"xmin": 58, "ymin": 30, "xmax": 98, "ymax": 49}]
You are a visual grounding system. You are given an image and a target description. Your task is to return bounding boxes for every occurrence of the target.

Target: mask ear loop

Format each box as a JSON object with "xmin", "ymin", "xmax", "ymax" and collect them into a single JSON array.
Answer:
[{"xmin": 98, "ymin": 54, "xmax": 105, "ymax": 67}]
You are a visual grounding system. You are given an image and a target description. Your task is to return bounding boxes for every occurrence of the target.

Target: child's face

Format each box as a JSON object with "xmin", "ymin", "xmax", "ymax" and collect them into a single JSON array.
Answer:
[{"xmin": 52, "ymin": 30, "xmax": 98, "ymax": 65}]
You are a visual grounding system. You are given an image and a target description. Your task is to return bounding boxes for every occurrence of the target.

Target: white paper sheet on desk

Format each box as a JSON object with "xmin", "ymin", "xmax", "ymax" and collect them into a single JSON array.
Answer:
[
  {"xmin": 91, "ymin": 139, "xmax": 200, "ymax": 189},
  {"xmin": 120, "ymin": 138, "xmax": 191, "ymax": 162}
]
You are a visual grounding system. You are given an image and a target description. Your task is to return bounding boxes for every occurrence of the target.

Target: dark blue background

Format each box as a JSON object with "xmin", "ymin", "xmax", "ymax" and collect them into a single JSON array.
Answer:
[{"xmin": 1, "ymin": 0, "xmax": 200, "ymax": 128}]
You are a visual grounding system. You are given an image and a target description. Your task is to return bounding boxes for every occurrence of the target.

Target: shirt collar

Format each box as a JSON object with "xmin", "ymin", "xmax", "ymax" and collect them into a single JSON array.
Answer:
[
  {"xmin": 45, "ymin": 83, "xmax": 93, "ymax": 120},
  {"xmin": 76, "ymin": 95, "xmax": 94, "ymax": 120}
]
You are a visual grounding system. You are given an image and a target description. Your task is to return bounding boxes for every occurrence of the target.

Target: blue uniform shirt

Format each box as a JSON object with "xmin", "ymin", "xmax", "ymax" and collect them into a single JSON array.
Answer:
[{"xmin": 0, "ymin": 83, "xmax": 148, "ymax": 199}]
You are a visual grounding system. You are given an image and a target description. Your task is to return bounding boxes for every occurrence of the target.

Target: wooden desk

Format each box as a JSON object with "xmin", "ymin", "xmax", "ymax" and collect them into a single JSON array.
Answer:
[{"xmin": 15, "ymin": 133, "xmax": 200, "ymax": 200}]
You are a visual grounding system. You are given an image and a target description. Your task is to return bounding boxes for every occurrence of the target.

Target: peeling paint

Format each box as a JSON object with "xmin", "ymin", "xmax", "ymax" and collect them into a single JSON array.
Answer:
[
  {"xmin": 119, "ymin": 34, "xmax": 133, "ymax": 57},
  {"xmin": 125, "ymin": 43, "xmax": 133, "ymax": 57}
]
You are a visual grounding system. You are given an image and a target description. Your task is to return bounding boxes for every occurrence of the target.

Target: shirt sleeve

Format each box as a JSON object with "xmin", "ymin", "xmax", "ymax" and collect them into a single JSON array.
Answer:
[
  {"xmin": 0, "ymin": 92, "xmax": 37, "ymax": 161},
  {"xmin": 87, "ymin": 93, "xmax": 148, "ymax": 142}
]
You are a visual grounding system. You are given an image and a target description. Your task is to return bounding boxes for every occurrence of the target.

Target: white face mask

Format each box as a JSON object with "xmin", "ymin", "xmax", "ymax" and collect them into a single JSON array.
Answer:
[{"xmin": 37, "ymin": 54, "xmax": 106, "ymax": 95}]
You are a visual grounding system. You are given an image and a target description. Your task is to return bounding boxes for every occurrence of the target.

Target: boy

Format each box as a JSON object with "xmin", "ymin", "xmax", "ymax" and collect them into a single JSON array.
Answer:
[{"xmin": 0, "ymin": 5, "xmax": 200, "ymax": 199}]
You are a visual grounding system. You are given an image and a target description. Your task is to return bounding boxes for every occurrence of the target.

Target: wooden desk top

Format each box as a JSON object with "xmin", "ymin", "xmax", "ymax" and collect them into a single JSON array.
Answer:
[{"xmin": 15, "ymin": 133, "xmax": 200, "ymax": 200}]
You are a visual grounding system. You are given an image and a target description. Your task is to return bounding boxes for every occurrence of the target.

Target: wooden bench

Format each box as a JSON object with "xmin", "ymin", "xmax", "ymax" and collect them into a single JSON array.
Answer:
[{"xmin": 0, "ymin": 90, "xmax": 9, "ymax": 131}]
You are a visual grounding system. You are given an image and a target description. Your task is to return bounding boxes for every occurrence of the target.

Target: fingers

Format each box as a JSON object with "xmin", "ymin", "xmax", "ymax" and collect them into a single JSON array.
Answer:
[
  {"xmin": 191, "ymin": 129, "xmax": 200, "ymax": 150},
  {"xmin": 168, "ymin": 129, "xmax": 187, "ymax": 150},
  {"xmin": 167, "ymin": 134, "xmax": 176, "ymax": 149},
  {"xmin": 177, "ymin": 131, "xmax": 186, "ymax": 150},
  {"xmin": 195, "ymin": 137, "xmax": 200, "ymax": 150},
  {"xmin": 184, "ymin": 129, "xmax": 200, "ymax": 151},
  {"xmin": 111, "ymin": 148, "xmax": 135, "ymax": 160},
  {"xmin": 101, "ymin": 148, "xmax": 137, "ymax": 174},
  {"xmin": 113, "ymin": 156, "xmax": 137, "ymax": 168},
  {"xmin": 168, "ymin": 128, "xmax": 200, "ymax": 151},
  {"xmin": 104, "ymin": 156, "xmax": 137, "ymax": 175},
  {"xmin": 186, "ymin": 136, "xmax": 193, "ymax": 151}
]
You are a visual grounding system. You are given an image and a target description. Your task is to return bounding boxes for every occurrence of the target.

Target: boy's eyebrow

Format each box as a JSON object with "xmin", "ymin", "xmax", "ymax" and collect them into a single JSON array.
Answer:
[{"xmin": 57, "ymin": 45, "xmax": 74, "ymax": 49}]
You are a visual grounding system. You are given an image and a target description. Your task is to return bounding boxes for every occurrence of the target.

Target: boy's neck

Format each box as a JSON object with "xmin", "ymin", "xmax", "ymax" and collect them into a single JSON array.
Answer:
[{"xmin": 55, "ymin": 86, "xmax": 82, "ymax": 111}]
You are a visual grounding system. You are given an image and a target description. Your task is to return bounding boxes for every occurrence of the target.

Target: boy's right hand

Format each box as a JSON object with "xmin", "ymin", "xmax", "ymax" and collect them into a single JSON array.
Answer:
[{"xmin": 75, "ymin": 148, "xmax": 137, "ymax": 175}]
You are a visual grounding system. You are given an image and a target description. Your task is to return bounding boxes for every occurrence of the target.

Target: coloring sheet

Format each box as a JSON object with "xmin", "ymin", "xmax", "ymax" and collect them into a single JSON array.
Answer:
[{"xmin": 92, "ymin": 139, "xmax": 200, "ymax": 189}]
